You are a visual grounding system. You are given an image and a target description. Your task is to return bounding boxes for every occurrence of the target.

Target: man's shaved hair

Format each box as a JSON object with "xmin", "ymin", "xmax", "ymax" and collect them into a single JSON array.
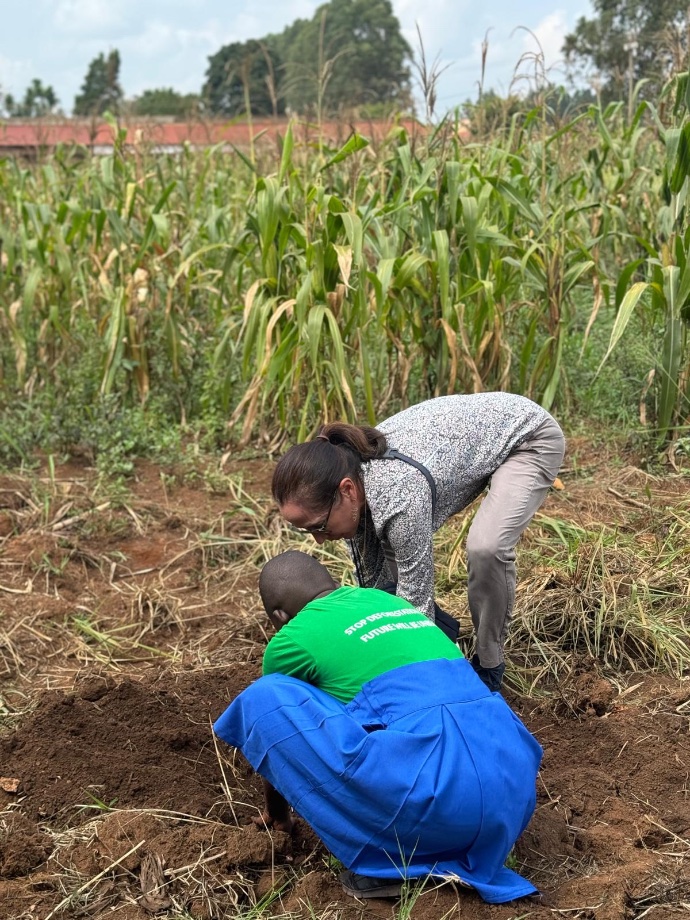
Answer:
[{"xmin": 259, "ymin": 550, "xmax": 337, "ymax": 618}]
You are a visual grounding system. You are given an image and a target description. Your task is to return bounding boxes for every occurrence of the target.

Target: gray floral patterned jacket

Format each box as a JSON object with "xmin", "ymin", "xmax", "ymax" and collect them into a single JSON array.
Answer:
[{"xmin": 349, "ymin": 393, "xmax": 552, "ymax": 617}]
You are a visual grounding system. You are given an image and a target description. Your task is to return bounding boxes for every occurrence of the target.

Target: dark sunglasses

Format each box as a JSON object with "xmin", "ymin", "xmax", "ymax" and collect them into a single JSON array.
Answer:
[{"xmin": 291, "ymin": 488, "xmax": 339, "ymax": 534}]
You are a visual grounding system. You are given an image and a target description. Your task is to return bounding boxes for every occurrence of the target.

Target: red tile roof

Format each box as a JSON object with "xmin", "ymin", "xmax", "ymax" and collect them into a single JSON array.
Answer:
[{"xmin": 0, "ymin": 118, "xmax": 432, "ymax": 152}]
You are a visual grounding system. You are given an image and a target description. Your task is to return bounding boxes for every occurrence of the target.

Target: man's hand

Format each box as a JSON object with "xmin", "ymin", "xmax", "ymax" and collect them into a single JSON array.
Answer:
[
  {"xmin": 251, "ymin": 810, "xmax": 296, "ymax": 834},
  {"xmin": 253, "ymin": 778, "xmax": 295, "ymax": 833}
]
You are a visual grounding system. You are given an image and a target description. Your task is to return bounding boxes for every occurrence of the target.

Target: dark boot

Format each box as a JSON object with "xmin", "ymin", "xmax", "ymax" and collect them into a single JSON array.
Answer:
[{"xmin": 471, "ymin": 654, "xmax": 505, "ymax": 692}]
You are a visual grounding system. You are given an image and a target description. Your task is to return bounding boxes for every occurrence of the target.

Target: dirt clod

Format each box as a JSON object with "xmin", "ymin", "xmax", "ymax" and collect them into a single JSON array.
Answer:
[{"xmin": 0, "ymin": 813, "xmax": 52, "ymax": 878}]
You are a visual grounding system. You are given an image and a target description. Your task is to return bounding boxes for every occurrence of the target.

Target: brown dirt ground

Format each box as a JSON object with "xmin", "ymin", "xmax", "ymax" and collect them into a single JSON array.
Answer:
[{"xmin": 1, "ymin": 443, "xmax": 689, "ymax": 920}]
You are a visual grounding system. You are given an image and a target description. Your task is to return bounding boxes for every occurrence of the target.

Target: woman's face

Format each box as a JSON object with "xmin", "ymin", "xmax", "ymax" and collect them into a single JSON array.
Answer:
[{"xmin": 280, "ymin": 479, "xmax": 361, "ymax": 544}]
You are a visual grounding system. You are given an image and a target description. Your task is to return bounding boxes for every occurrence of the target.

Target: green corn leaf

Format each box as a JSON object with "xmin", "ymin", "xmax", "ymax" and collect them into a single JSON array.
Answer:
[
  {"xmin": 597, "ymin": 281, "xmax": 650, "ymax": 374},
  {"xmin": 100, "ymin": 288, "xmax": 127, "ymax": 396},
  {"xmin": 432, "ymin": 230, "xmax": 450, "ymax": 316},
  {"xmin": 540, "ymin": 333, "xmax": 563, "ymax": 412},
  {"xmin": 615, "ymin": 259, "xmax": 645, "ymax": 309},
  {"xmin": 306, "ymin": 303, "xmax": 326, "ymax": 369},
  {"xmin": 106, "ymin": 209, "xmax": 127, "ymax": 245},
  {"xmin": 322, "ymin": 306, "xmax": 356, "ymax": 412},
  {"xmin": 393, "ymin": 251, "xmax": 429, "ymax": 290},
  {"xmin": 100, "ymin": 156, "xmax": 115, "ymax": 188},
  {"xmin": 322, "ymin": 133, "xmax": 369, "ymax": 169},
  {"xmin": 562, "ymin": 260, "xmax": 594, "ymax": 295},
  {"xmin": 460, "ymin": 196, "xmax": 479, "ymax": 259},
  {"xmin": 230, "ymin": 143, "xmax": 257, "ymax": 173},
  {"xmin": 278, "ymin": 121, "xmax": 294, "ymax": 184},
  {"xmin": 375, "ymin": 258, "xmax": 396, "ymax": 308},
  {"xmin": 340, "ymin": 212, "xmax": 363, "ymax": 268},
  {"xmin": 444, "ymin": 160, "xmax": 461, "ymax": 223},
  {"xmin": 358, "ymin": 329, "xmax": 375, "ymax": 425},
  {"xmin": 22, "ymin": 266, "xmax": 42, "ymax": 310},
  {"xmin": 658, "ymin": 266, "xmax": 683, "ymax": 439},
  {"xmin": 124, "ymin": 182, "xmax": 137, "ymax": 221},
  {"xmin": 492, "ymin": 179, "xmax": 540, "ymax": 223},
  {"xmin": 669, "ymin": 122, "xmax": 690, "ymax": 194},
  {"xmin": 518, "ymin": 316, "xmax": 539, "ymax": 393}
]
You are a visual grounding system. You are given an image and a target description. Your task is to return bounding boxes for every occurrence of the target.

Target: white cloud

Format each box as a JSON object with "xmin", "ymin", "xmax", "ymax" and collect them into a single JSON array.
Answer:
[
  {"xmin": 499, "ymin": 12, "xmax": 570, "ymax": 89},
  {"xmin": 120, "ymin": 21, "xmax": 219, "ymax": 58},
  {"xmin": 396, "ymin": 0, "xmax": 470, "ymax": 58},
  {"xmin": 118, "ymin": 20, "xmax": 244, "ymax": 96},
  {"xmin": 229, "ymin": 1, "xmax": 318, "ymax": 43},
  {"xmin": 526, "ymin": 11, "xmax": 569, "ymax": 78},
  {"xmin": 453, "ymin": 12, "xmax": 570, "ymax": 98},
  {"xmin": 53, "ymin": 0, "xmax": 128, "ymax": 35}
]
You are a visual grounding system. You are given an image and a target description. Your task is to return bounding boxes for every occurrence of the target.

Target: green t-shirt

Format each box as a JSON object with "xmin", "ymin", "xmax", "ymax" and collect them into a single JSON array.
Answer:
[{"xmin": 262, "ymin": 585, "xmax": 463, "ymax": 703}]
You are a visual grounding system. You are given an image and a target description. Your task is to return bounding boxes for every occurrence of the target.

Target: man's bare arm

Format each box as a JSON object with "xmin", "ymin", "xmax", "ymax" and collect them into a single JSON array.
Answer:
[{"xmin": 251, "ymin": 777, "xmax": 295, "ymax": 833}]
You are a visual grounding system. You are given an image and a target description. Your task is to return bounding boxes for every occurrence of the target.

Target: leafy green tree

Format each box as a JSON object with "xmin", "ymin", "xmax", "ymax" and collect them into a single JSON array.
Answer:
[
  {"xmin": 461, "ymin": 89, "xmax": 526, "ymax": 136},
  {"xmin": 203, "ymin": 0, "xmax": 411, "ymax": 117},
  {"xmin": 203, "ymin": 39, "xmax": 285, "ymax": 116},
  {"xmin": 74, "ymin": 50, "xmax": 123, "ymax": 116},
  {"xmin": 461, "ymin": 85, "xmax": 597, "ymax": 137},
  {"xmin": 284, "ymin": 0, "xmax": 412, "ymax": 114},
  {"xmin": 1, "ymin": 92, "xmax": 16, "ymax": 118},
  {"xmin": 4, "ymin": 79, "xmax": 59, "ymax": 117},
  {"xmin": 563, "ymin": 0, "xmax": 689, "ymax": 101},
  {"xmin": 130, "ymin": 87, "xmax": 200, "ymax": 119}
]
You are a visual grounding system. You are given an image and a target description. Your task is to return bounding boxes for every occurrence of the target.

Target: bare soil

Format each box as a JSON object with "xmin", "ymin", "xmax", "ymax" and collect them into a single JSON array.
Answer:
[{"xmin": 1, "ymin": 447, "xmax": 689, "ymax": 920}]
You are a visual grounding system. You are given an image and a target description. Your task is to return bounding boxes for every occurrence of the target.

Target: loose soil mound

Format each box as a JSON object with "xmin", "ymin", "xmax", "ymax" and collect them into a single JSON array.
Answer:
[
  {"xmin": 0, "ymin": 669, "xmax": 254, "ymax": 822},
  {"xmin": 1, "ymin": 452, "xmax": 689, "ymax": 919}
]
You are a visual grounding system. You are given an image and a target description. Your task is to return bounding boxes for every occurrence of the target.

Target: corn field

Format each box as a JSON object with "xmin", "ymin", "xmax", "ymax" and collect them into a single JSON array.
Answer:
[{"xmin": 1, "ymin": 85, "xmax": 689, "ymax": 452}]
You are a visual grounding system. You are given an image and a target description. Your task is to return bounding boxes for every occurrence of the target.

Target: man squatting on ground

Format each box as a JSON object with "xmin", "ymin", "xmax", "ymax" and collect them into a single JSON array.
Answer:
[
  {"xmin": 214, "ymin": 551, "xmax": 543, "ymax": 902},
  {"xmin": 272, "ymin": 392, "xmax": 565, "ymax": 691}
]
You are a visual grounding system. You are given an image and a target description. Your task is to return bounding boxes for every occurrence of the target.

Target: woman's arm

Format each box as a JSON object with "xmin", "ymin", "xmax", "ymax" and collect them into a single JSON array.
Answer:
[
  {"xmin": 362, "ymin": 463, "xmax": 438, "ymax": 616},
  {"xmin": 384, "ymin": 505, "xmax": 436, "ymax": 618}
]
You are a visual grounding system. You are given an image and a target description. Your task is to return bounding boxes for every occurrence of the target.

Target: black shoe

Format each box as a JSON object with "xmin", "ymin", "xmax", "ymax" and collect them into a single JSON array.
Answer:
[
  {"xmin": 471, "ymin": 654, "xmax": 505, "ymax": 692},
  {"xmin": 340, "ymin": 869, "xmax": 402, "ymax": 899}
]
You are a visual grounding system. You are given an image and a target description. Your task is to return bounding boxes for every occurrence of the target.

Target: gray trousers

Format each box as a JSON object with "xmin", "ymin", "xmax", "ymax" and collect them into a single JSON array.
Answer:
[{"xmin": 467, "ymin": 417, "xmax": 565, "ymax": 669}]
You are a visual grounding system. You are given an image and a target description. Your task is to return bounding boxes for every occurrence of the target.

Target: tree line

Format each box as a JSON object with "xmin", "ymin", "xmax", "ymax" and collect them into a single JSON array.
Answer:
[
  {"xmin": 1, "ymin": 0, "xmax": 689, "ymax": 120},
  {"xmin": 0, "ymin": 0, "xmax": 411, "ymax": 121}
]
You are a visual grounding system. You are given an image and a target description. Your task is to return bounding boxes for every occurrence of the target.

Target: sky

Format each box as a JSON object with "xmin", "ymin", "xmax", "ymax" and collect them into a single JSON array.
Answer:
[{"xmin": 0, "ymin": 0, "xmax": 593, "ymax": 115}]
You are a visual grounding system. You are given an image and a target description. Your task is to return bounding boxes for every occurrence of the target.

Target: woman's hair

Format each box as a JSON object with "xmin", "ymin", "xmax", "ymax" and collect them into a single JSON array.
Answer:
[{"xmin": 272, "ymin": 422, "xmax": 387, "ymax": 511}]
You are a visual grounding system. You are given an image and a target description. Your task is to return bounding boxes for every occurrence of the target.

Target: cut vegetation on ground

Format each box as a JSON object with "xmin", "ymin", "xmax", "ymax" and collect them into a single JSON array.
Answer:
[{"xmin": 1, "ymin": 436, "xmax": 689, "ymax": 919}]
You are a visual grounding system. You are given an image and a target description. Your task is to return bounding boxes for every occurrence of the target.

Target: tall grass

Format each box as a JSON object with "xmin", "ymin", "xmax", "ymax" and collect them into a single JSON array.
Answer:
[
  {"xmin": 0, "ymin": 93, "xmax": 683, "ymax": 449},
  {"xmin": 598, "ymin": 75, "xmax": 690, "ymax": 444}
]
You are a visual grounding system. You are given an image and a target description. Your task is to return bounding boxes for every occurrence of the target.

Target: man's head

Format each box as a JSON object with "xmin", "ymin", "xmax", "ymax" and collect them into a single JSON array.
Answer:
[{"xmin": 259, "ymin": 550, "xmax": 338, "ymax": 629}]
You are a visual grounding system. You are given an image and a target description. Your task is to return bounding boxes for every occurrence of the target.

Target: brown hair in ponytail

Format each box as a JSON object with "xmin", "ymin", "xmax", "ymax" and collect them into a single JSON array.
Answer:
[{"xmin": 272, "ymin": 423, "xmax": 387, "ymax": 512}]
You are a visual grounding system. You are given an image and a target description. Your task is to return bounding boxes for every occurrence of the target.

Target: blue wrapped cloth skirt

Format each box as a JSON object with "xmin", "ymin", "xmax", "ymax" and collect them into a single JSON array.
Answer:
[{"xmin": 214, "ymin": 657, "xmax": 541, "ymax": 903}]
